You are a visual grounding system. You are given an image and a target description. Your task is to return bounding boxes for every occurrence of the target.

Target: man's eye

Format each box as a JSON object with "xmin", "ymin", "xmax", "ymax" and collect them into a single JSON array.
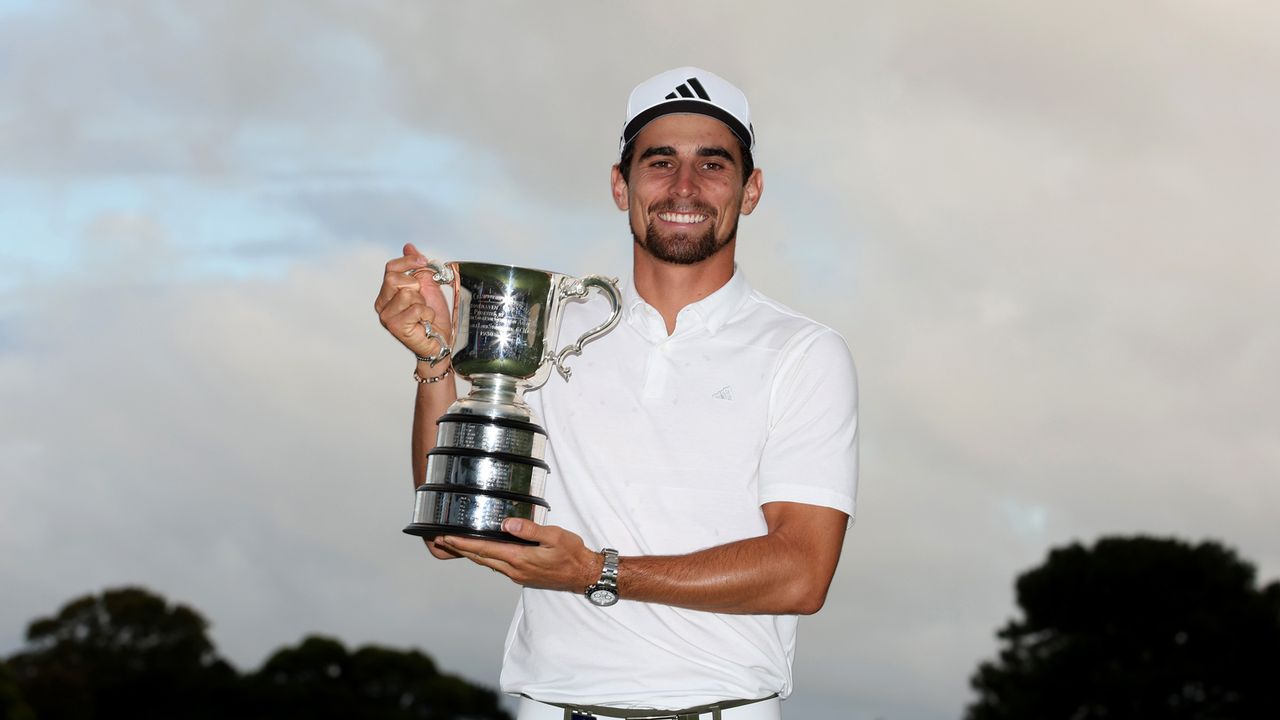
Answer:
[
  {"xmin": 702, "ymin": 162, "xmax": 724, "ymax": 171},
  {"xmin": 651, "ymin": 160, "xmax": 673, "ymax": 168}
]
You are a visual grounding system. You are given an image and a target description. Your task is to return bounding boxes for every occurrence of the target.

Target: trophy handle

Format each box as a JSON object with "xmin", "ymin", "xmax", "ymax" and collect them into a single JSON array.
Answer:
[
  {"xmin": 407, "ymin": 260, "xmax": 457, "ymax": 366},
  {"xmin": 553, "ymin": 275, "xmax": 622, "ymax": 381}
]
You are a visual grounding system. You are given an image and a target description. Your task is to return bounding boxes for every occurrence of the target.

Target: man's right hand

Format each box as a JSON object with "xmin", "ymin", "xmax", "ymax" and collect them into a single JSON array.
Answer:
[
  {"xmin": 374, "ymin": 242, "xmax": 454, "ymax": 361},
  {"xmin": 378, "ymin": 244, "xmax": 462, "ymax": 561}
]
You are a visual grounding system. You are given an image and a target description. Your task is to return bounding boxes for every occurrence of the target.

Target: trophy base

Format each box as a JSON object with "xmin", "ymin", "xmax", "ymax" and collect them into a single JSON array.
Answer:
[{"xmin": 402, "ymin": 523, "xmax": 538, "ymax": 546}]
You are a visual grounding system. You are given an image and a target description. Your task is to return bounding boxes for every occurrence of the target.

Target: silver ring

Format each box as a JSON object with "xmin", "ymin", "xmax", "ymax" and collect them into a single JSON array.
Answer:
[{"xmin": 416, "ymin": 317, "xmax": 451, "ymax": 366}]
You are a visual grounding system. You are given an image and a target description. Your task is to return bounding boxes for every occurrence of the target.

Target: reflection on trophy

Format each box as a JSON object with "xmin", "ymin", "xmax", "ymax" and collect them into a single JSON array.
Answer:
[{"xmin": 403, "ymin": 261, "xmax": 622, "ymax": 545}]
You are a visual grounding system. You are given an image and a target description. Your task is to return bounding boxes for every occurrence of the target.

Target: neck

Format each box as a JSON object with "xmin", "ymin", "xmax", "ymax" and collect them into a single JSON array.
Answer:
[{"xmin": 632, "ymin": 242, "xmax": 736, "ymax": 335}]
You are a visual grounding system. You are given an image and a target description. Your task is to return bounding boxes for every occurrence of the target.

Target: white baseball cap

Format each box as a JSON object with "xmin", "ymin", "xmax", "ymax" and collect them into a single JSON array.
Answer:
[{"xmin": 620, "ymin": 66, "xmax": 755, "ymax": 155}]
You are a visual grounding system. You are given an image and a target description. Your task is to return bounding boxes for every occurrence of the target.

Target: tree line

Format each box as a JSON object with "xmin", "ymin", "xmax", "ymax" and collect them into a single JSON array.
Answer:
[
  {"xmin": 0, "ymin": 587, "xmax": 510, "ymax": 720},
  {"xmin": 4, "ymin": 535, "xmax": 1280, "ymax": 719}
]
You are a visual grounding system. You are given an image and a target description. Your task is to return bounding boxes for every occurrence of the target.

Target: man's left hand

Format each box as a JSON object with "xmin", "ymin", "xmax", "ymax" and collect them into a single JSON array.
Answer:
[{"xmin": 438, "ymin": 519, "xmax": 601, "ymax": 593}]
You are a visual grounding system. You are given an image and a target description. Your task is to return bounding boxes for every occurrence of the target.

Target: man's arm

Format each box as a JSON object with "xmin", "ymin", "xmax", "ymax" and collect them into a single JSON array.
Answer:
[
  {"xmin": 375, "ymin": 243, "xmax": 459, "ymax": 560},
  {"xmin": 409, "ymin": 368, "xmax": 461, "ymax": 560},
  {"xmin": 409, "ymin": 364, "xmax": 456, "ymax": 487},
  {"xmin": 437, "ymin": 500, "xmax": 848, "ymax": 615},
  {"xmin": 618, "ymin": 502, "xmax": 847, "ymax": 614}
]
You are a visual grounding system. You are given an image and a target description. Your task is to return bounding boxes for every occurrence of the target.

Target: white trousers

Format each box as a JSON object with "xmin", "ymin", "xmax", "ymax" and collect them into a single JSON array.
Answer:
[{"xmin": 516, "ymin": 696, "xmax": 782, "ymax": 720}]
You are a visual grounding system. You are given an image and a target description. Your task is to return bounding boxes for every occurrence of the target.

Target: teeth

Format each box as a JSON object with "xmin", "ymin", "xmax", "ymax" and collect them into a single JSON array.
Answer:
[{"xmin": 658, "ymin": 212, "xmax": 707, "ymax": 224}]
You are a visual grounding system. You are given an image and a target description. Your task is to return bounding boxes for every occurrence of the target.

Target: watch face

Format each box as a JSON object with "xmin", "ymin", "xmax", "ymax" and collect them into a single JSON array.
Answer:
[{"xmin": 589, "ymin": 588, "xmax": 618, "ymax": 606}]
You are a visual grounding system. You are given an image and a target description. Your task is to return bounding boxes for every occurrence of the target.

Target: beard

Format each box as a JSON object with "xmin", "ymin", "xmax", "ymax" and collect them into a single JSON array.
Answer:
[{"xmin": 632, "ymin": 202, "xmax": 739, "ymax": 265}]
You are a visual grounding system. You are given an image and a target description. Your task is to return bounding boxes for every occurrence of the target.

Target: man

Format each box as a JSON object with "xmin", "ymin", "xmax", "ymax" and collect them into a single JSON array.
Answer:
[{"xmin": 375, "ymin": 67, "xmax": 858, "ymax": 720}]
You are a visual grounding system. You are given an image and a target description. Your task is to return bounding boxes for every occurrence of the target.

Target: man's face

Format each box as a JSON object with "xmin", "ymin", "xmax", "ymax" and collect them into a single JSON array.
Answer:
[{"xmin": 612, "ymin": 114, "xmax": 762, "ymax": 265}]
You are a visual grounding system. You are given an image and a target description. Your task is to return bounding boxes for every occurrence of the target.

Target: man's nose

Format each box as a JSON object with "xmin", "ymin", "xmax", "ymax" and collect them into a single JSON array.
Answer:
[{"xmin": 670, "ymin": 164, "xmax": 698, "ymax": 197}]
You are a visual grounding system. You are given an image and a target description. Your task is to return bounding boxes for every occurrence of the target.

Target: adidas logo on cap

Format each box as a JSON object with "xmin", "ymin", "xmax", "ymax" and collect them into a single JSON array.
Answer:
[{"xmin": 665, "ymin": 77, "xmax": 711, "ymax": 101}]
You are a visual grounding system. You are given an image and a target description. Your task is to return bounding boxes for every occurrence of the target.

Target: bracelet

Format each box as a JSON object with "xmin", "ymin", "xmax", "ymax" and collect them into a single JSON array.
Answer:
[
  {"xmin": 413, "ymin": 366, "xmax": 454, "ymax": 385},
  {"xmin": 414, "ymin": 348, "xmax": 451, "ymax": 366}
]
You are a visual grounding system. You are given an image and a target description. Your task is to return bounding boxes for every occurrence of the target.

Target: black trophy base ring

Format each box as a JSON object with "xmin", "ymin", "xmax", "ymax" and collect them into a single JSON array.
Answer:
[{"xmin": 402, "ymin": 523, "xmax": 537, "ymax": 546}]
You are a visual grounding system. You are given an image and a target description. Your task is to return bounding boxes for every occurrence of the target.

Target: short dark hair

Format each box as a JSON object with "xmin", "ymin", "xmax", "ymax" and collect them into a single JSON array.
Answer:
[{"xmin": 616, "ymin": 135, "xmax": 755, "ymax": 186}]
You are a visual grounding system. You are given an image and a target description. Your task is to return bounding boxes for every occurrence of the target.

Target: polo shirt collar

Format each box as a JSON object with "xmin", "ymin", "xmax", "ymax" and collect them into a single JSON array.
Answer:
[{"xmin": 623, "ymin": 265, "xmax": 751, "ymax": 338}]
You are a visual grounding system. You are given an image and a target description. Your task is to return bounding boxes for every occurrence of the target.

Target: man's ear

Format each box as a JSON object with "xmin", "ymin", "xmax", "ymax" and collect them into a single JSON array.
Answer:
[
  {"xmin": 611, "ymin": 165, "xmax": 629, "ymax": 211},
  {"xmin": 739, "ymin": 168, "xmax": 764, "ymax": 215}
]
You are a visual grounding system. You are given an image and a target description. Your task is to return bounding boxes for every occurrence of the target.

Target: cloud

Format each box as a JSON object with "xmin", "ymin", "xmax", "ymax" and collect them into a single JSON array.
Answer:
[{"xmin": 2, "ymin": 2, "xmax": 1279, "ymax": 719}]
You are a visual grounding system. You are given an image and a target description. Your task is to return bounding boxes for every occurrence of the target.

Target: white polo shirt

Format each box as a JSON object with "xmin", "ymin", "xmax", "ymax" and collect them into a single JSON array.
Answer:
[{"xmin": 500, "ymin": 267, "xmax": 858, "ymax": 709}]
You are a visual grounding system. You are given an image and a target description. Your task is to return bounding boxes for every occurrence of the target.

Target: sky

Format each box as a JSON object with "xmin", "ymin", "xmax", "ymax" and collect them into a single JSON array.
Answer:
[{"xmin": 2, "ymin": 1, "xmax": 1278, "ymax": 718}]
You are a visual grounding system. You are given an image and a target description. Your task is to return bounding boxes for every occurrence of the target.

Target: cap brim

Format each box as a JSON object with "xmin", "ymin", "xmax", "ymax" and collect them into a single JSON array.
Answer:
[{"xmin": 622, "ymin": 99, "xmax": 753, "ymax": 151}]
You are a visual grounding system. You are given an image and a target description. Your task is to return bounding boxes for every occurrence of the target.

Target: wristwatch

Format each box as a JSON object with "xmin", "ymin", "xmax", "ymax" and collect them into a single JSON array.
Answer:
[{"xmin": 585, "ymin": 547, "xmax": 619, "ymax": 607}]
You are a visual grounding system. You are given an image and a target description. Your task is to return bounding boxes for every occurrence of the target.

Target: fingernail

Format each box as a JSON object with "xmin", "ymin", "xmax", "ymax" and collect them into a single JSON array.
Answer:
[{"xmin": 503, "ymin": 518, "xmax": 523, "ymax": 533}]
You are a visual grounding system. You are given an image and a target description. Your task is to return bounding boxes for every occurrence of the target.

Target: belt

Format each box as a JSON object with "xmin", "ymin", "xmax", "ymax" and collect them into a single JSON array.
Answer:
[{"xmin": 518, "ymin": 694, "xmax": 780, "ymax": 720}]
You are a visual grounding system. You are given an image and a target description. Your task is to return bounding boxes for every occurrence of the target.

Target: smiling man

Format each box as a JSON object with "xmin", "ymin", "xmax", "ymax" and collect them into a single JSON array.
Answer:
[{"xmin": 375, "ymin": 67, "xmax": 859, "ymax": 720}]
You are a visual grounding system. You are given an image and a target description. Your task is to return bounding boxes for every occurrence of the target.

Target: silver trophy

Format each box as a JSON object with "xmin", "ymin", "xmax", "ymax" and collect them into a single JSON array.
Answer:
[{"xmin": 403, "ymin": 261, "xmax": 622, "ymax": 544}]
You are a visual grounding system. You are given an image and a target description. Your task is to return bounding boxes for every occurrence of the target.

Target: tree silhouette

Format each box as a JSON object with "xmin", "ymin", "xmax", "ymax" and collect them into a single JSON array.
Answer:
[
  {"xmin": 966, "ymin": 536, "xmax": 1280, "ymax": 720},
  {"xmin": 6, "ymin": 586, "xmax": 237, "ymax": 719},
  {"xmin": 246, "ymin": 635, "xmax": 510, "ymax": 719}
]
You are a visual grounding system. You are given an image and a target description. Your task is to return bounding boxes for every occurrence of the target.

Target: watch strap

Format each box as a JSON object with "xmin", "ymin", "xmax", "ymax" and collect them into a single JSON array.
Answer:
[
  {"xmin": 597, "ymin": 547, "xmax": 619, "ymax": 592},
  {"xmin": 585, "ymin": 547, "xmax": 620, "ymax": 606}
]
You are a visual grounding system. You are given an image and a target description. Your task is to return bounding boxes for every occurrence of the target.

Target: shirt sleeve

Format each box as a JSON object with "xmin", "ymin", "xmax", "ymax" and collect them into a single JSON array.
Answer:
[{"xmin": 756, "ymin": 327, "xmax": 859, "ymax": 521}]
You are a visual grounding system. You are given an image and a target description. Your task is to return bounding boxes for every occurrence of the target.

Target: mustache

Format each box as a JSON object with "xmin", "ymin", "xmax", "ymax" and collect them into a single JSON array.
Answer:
[{"xmin": 651, "ymin": 200, "xmax": 717, "ymax": 217}]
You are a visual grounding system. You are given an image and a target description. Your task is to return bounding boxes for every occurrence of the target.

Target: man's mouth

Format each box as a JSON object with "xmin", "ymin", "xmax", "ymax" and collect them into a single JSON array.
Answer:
[{"xmin": 656, "ymin": 211, "xmax": 709, "ymax": 225}]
